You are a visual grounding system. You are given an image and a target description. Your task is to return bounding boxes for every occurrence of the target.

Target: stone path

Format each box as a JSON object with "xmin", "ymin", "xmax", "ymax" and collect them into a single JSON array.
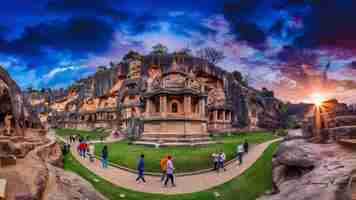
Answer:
[{"xmin": 70, "ymin": 138, "xmax": 281, "ymax": 194}]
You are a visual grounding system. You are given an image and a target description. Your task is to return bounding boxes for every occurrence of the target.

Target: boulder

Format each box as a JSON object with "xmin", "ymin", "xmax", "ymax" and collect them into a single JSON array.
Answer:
[{"xmin": 260, "ymin": 138, "xmax": 356, "ymax": 200}]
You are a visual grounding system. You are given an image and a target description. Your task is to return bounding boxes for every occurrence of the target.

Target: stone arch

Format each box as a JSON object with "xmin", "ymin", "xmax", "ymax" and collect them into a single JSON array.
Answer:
[
  {"xmin": 171, "ymin": 102, "xmax": 178, "ymax": 113},
  {"xmin": 168, "ymin": 98, "xmax": 183, "ymax": 113}
]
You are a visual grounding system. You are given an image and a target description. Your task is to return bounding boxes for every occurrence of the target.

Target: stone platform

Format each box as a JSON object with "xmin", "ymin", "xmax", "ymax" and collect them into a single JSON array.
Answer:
[{"xmin": 133, "ymin": 134, "xmax": 216, "ymax": 147}]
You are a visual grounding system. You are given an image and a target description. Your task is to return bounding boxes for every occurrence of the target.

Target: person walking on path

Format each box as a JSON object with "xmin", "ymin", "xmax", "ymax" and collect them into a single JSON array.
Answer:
[
  {"xmin": 243, "ymin": 140, "xmax": 249, "ymax": 154},
  {"xmin": 101, "ymin": 145, "xmax": 109, "ymax": 168},
  {"xmin": 218, "ymin": 151, "xmax": 226, "ymax": 172},
  {"xmin": 237, "ymin": 143, "xmax": 245, "ymax": 165},
  {"xmin": 164, "ymin": 156, "xmax": 176, "ymax": 187},
  {"xmin": 160, "ymin": 156, "xmax": 168, "ymax": 182},
  {"xmin": 136, "ymin": 154, "xmax": 146, "ymax": 183},
  {"xmin": 212, "ymin": 152, "xmax": 218, "ymax": 171},
  {"xmin": 78, "ymin": 142, "xmax": 85, "ymax": 159},
  {"xmin": 83, "ymin": 141, "xmax": 88, "ymax": 159},
  {"xmin": 89, "ymin": 143, "xmax": 95, "ymax": 163}
]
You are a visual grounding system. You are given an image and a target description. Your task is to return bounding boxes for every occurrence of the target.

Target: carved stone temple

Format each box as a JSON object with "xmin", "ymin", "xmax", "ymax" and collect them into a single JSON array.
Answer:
[{"xmin": 29, "ymin": 53, "xmax": 283, "ymax": 146}]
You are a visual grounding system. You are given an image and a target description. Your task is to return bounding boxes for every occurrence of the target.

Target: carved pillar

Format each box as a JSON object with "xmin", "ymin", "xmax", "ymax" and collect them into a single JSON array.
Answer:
[
  {"xmin": 222, "ymin": 110, "xmax": 226, "ymax": 122},
  {"xmin": 200, "ymin": 98, "xmax": 206, "ymax": 118},
  {"xmin": 184, "ymin": 96, "xmax": 191, "ymax": 115},
  {"xmin": 160, "ymin": 96, "xmax": 167, "ymax": 117},
  {"xmin": 146, "ymin": 98, "xmax": 152, "ymax": 117},
  {"xmin": 214, "ymin": 110, "xmax": 218, "ymax": 122}
]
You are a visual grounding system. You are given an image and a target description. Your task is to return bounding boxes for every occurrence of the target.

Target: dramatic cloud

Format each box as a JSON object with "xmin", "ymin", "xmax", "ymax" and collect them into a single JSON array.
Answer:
[
  {"xmin": 46, "ymin": 0, "xmax": 129, "ymax": 21},
  {"xmin": 0, "ymin": 0, "xmax": 355, "ymax": 103}
]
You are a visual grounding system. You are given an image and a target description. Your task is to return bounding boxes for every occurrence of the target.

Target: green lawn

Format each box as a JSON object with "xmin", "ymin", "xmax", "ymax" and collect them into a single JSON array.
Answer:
[
  {"xmin": 95, "ymin": 132, "xmax": 277, "ymax": 173},
  {"xmin": 64, "ymin": 141, "xmax": 280, "ymax": 200},
  {"xmin": 55, "ymin": 128, "xmax": 109, "ymax": 141}
]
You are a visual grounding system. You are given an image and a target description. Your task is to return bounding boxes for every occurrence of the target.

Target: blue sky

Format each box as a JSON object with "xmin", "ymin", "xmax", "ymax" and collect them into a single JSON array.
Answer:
[{"xmin": 1, "ymin": 0, "xmax": 356, "ymax": 103}]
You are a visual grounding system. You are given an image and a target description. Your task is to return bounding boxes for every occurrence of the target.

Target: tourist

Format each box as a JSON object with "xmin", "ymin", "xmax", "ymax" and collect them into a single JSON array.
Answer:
[
  {"xmin": 243, "ymin": 139, "xmax": 249, "ymax": 154},
  {"xmin": 101, "ymin": 145, "xmax": 108, "ymax": 168},
  {"xmin": 136, "ymin": 154, "xmax": 146, "ymax": 183},
  {"xmin": 237, "ymin": 143, "xmax": 244, "ymax": 165},
  {"xmin": 164, "ymin": 156, "xmax": 175, "ymax": 187},
  {"xmin": 212, "ymin": 152, "xmax": 218, "ymax": 171},
  {"xmin": 62, "ymin": 142, "xmax": 70, "ymax": 155},
  {"xmin": 160, "ymin": 156, "xmax": 168, "ymax": 182},
  {"xmin": 78, "ymin": 142, "xmax": 84, "ymax": 158},
  {"xmin": 218, "ymin": 151, "xmax": 226, "ymax": 172},
  {"xmin": 83, "ymin": 141, "xmax": 88, "ymax": 159},
  {"xmin": 89, "ymin": 143, "xmax": 95, "ymax": 163}
]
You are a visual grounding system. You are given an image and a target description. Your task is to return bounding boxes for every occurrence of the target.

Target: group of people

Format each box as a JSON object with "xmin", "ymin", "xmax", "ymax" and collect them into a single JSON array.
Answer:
[
  {"xmin": 65, "ymin": 134, "xmax": 251, "ymax": 188},
  {"xmin": 135, "ymin": 154, "xmax": 176, "ymax": 187},
  {"xmin": 212, "ymin": 151, "xmax": 227, "ymax": 172},
  {"xmin": 77, "ymin": 138, "xmax": 96, "ymax": 162},
  {"xmin": 212, "ymin": 140, "xmax": 249, "ymax": 172}
]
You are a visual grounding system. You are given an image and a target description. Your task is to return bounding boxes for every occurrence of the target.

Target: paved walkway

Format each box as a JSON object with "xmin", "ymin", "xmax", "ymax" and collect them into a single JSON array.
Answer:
[{"xmin": 70, "ymin": 138, "xmax": 281, "ymax": 194}]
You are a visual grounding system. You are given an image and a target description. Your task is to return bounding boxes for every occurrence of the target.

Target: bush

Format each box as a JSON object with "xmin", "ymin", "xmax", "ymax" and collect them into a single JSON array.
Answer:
[{"xmin": 275, "ymin": 129, "xmax": 288, "ymax": 137}]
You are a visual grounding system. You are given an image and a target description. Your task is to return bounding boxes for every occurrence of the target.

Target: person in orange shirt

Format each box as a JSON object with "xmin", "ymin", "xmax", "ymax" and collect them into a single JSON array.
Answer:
[{"xmin": 160, "ymin": 156, "xmax": 168, "ymax": 182}]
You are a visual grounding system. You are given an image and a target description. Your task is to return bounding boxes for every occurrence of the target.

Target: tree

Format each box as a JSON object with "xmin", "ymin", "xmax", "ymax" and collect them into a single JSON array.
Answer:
[
  {"xmin": 232, "ymin": 71, "xmax": 248, "ymax": 86},
  {"xmin": 96, "ymin": 66, "xmax": 107, "ymax": 73},
  {"xmin": 196, "ymin": 47, "xmax": 225, "ymax": 64},
  {"xmin": 151, "ymin": 43, "xmax": 168, "ymax": 55},
  {"xmin": 151, "ymin": 43, "xmax": 168, "ymax": 67},
  {"xmin": 122, "ymin": 51, "xmax": 142, "ymax": 62},
  {"xmin": 259, "ymin": 87, "xmax": 274, "ymax": 98}
]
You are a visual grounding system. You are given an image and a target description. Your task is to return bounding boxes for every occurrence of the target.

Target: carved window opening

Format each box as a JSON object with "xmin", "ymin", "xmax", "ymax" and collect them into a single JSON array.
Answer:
[{"xmin": 172, "ymin": 103, "xmax": 178, "ymax": 113}]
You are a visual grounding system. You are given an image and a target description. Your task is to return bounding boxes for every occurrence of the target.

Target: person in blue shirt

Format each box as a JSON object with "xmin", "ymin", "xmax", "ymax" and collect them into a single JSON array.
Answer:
[
  {"xmin": 136, "ymin": 154, "xmax": 146, "ymax": 183},
  {"xmin": 101, "ymin": 145, "xmax": 108, "ymax": 168}
]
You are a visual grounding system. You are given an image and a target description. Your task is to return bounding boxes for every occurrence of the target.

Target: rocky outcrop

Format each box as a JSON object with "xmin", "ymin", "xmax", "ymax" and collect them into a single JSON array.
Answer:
[
  {"xmin": 35, "ymin": 54, "xmax": 283, "ymax": 131},
  {"xmin": 44, "ymin": 166, "xmax": 108, "ymax": 200},
  {"xmin": 0, "ymin": 66, "xmax": 107, "ymax": 200},
  {"xmin": 0, "ymin": 66, "xmax": 42, "ymax": 135},
  {"xmin": 260, "ymin": 138, "xmax": 356, "ymax": 200}
]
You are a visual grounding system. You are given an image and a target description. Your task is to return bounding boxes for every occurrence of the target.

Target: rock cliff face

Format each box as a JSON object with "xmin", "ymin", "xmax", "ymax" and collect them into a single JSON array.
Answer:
[
  {"xmin": 0, "ymin": 66, "xmax": 107, "ymax": 200},
  {"xmin": 32, "ymin": 54, "xmax": 283, "ymax": 131},
  {"xmin": 0, "ymin": 66, "xmax": 42, "ymax": 136},
  {"xmin": 260, "ymin": 134, "xmax": 355, "ymax": 200}
]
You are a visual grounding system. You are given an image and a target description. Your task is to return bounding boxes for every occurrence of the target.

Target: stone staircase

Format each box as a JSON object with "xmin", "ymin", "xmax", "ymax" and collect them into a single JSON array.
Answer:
[
  {"xmin": 323, "ymin": 112, "xmax": 356, "ymax": 142},
  {"xmin": 134, "ymin": 134, "xmax": 215, "ymax": 147}
]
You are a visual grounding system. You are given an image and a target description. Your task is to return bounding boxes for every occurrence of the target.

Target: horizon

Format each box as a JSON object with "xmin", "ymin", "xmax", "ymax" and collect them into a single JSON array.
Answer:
[{"xmin": 1, "ymin": 1, "xmax": 356, "ymax": 104}]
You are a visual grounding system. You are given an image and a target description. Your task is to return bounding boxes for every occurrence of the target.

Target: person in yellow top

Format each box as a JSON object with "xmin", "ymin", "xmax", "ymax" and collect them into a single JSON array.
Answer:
[{"xmin": 160, "ymin": 156, "xmax": 168, "ymax": 182}]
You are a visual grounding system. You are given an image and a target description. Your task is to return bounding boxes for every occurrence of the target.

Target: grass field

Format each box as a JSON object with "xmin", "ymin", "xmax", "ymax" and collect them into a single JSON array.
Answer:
[
  {"xmin": 94, "ymin": 132, "xmax": 277, "ymax": 173},
  {"xmin": 55, "ymin": 128, "xmax": 109, "ymax": 141},
  {"xmin": 64, "ymin": 141, "xmax": 280, "ymax": 200}
]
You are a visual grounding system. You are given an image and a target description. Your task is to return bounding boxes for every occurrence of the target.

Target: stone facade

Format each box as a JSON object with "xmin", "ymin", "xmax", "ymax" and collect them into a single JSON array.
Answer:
[
  {"xmin": 30, "ymin": 53, "xmax": 283, "ymax": 143},
  {"xmin": 139, "ymin": 60, "xmax": 211, "ymax": 144}
]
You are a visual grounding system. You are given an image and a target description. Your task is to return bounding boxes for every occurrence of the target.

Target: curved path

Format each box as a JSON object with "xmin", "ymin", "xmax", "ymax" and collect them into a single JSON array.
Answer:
[{"xmin": 69, "ymin": 138, "xmax": 281, "ymax": 194}]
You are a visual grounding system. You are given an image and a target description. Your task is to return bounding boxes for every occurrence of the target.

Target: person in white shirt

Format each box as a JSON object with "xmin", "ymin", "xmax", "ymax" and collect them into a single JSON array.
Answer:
[
  {"xmin": 218, "ymin": 152, "xmax": 226, "ymax": 172},
  {"xmin": 164, "ymin": 156, "xmax": 176, "ymax": 187},
  {"xmin": 89, "ymin": 144, "xmax": 95, "ymax": 163},
  {"xmin": 237, "ymin": 144, "xmax": 245, "ymax": 165}
]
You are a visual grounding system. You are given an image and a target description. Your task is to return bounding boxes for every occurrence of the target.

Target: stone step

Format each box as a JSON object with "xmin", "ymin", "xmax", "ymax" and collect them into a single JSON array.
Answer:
[
  {"xmin": 327, "ymin": 115, "xmax": 356, "ymax": 127},
  {"xmin": 326, "ymin": 126, "xmax": 356, "ymax": 138},
  {"xmin": 139, "ymin": 136, "xmax": 212, "ymax": 143},
  {"xmin": 0, "ymin": 179, "xmax": 6, "ymax": 200},
  {"xmin": 133, "ymin": 140, "xmax": 216, "ymax": 147}
]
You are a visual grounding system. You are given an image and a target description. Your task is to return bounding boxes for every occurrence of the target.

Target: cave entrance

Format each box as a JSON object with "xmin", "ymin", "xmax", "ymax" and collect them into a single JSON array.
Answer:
[{"xmin": 0, "ymin": 80, "xmax": 14, "ymax": 135}]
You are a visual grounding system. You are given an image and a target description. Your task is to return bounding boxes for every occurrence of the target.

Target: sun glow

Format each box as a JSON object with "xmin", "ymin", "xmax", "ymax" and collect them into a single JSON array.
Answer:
[{"xmin": 311, "ymin": 93, "xmax": 325, "ymax": 107}]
